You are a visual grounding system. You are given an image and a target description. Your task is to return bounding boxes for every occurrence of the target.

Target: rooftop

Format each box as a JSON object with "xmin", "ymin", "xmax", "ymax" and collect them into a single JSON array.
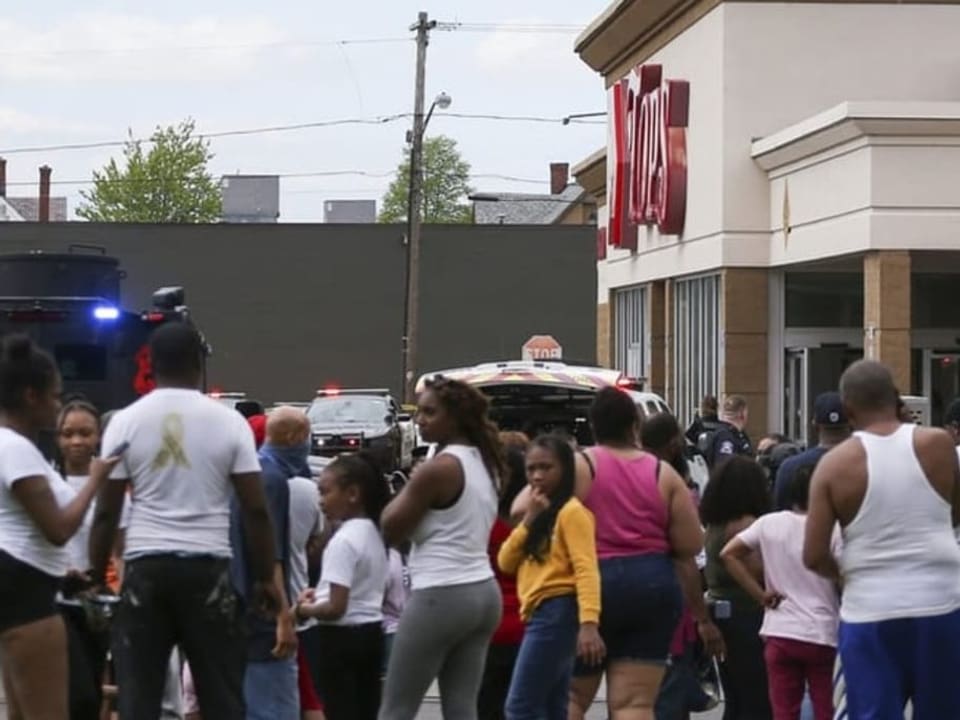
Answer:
[{"xmin": 473, "ymin": 184, "xmax": 589, "ymax": 225}]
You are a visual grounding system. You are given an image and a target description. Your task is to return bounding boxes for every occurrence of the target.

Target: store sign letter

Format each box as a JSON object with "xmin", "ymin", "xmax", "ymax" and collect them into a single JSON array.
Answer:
[{"xmin": 607, "ymin": 64, "xmax": 689, "ymax": 248}]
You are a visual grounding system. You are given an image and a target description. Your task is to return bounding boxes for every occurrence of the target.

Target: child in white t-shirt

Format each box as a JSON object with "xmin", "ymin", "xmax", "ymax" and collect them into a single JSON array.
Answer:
[
  {"xmin": 720, "ymin": 464, "xmax": 841, "ymax": 720},
  {"xmin": 295, "ymin": 453, "xmax": 390, "ymax": 720}
]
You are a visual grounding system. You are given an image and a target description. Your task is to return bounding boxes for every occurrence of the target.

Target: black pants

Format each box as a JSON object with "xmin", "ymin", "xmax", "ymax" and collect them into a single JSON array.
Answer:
[
  {"xmin": 304, "ymin": 622, "xmax": 383, "ymax": 720},
  {"xmin": 111, "ymin": 555, "xmax": 246, "ymax": 720},
  {"xmin": 716, "ymin": 605, "xmax": 772, "ymax": 720},
  {"xmin": 477, "ymin": 643, "xmax": 519, "ymax": 720},
  {"xmin": 61, "ymin": 604, "xmax": 110, "ymax": 720}
]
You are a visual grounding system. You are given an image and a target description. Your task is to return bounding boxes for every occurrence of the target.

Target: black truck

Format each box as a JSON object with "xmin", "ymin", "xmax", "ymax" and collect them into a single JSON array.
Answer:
[{"xmin": 0, "ymin": 247, "xmax": 205, "ymax": 414}]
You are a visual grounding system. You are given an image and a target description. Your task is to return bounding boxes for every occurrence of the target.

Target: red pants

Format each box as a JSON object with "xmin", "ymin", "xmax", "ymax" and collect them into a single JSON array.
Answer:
[
  {"xmin": 297, "ymin": 644, "xmax": 324, "ymax": 711},
  {"xmin": 763, "ymin": 636, "xmax": 835, "ymax": 720}
]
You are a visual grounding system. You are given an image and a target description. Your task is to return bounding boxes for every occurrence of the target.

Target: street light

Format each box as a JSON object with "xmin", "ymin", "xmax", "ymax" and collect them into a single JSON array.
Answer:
[{"xmin": 402, "ymin": 90, "xmax": 452, "ymax": 403}]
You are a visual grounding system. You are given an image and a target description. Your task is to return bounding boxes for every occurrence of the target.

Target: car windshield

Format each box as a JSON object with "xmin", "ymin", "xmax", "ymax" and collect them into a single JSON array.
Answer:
[{"xmin": 307, "ymin": 396, "xmax": 388, "ymax": 425}]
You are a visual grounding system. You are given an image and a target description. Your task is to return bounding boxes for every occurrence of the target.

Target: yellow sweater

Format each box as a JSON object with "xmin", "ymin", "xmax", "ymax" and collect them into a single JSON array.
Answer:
[{"xmin": 497, "ymin": 498, "xmax": 601, "ymax": 624}]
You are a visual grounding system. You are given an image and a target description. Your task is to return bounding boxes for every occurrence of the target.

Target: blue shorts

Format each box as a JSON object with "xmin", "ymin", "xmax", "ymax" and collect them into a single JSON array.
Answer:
[
  {"xmin": 574, "ymin": 553, "xmax": 681, "ymax": 675},
  {"xmin": 839, "ymin": 607, "xmax": 960, "ymax": 720}
]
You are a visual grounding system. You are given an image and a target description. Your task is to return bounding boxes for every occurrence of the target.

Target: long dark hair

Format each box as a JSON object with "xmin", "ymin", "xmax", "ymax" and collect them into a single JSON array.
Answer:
[
  {"xmin": 424, "ymin": 376, "xmax": 505, "ymax": 490},
  {"xmin": 523, "ymin": 434, "xmax": 576, "ymax": 562},
  {"xmin": 327, "ymin": 452, "xmax": 391, "ymax": 528}
]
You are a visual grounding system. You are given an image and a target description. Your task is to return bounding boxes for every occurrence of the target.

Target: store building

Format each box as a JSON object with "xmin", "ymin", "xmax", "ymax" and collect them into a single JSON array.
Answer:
[{"xmin": 573, "ymin": 0, "xmax": 960, "ymax": 442}]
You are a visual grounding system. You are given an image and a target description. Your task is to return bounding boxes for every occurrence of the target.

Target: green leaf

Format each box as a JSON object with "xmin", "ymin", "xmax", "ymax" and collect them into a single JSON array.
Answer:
[
  {"xmin": 378, "ymin": 135, "xmax": 474, "ymax": 224},
  {"xmin": 77, "ymin": 119, "xmax": 223, "ymax": 223}
]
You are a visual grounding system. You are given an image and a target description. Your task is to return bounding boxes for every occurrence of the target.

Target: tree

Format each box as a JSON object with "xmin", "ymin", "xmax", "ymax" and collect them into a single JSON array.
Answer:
[
  {"xmin": 379, "ymin": 135, "xmax": 473, "ymax": 224},
  {"xmin": 78, "ymin": 119, "xmax": 222, "ymax": 223}
]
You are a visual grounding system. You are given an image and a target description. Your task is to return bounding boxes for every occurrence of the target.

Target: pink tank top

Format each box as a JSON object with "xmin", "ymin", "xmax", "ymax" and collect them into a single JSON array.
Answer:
[{"xmin": 584, "ymin": 447, "xmax": 670, "ymax": 559}]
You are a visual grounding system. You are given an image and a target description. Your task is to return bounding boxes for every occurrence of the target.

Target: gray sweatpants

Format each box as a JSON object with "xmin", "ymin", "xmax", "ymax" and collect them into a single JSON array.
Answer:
[{"xmin": 379, "ymin": 577, "xmax": 502, "ymax": 720}]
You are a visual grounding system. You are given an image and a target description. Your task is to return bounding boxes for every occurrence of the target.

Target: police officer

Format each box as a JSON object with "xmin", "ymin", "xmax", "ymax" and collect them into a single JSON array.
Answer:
[
  {"xmin": 685, "ymin": 395, "xmax": 720, "ymax": 446},
  {"xmin": 703, "ymin": 394, "xmax": 753, "ymax": 467}
]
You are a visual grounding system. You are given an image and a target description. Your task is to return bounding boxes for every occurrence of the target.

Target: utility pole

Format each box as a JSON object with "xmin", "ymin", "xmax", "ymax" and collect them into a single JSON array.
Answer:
[{"xmin": 402, "ymin": 11, "xmax": 435, "ymax": 404}]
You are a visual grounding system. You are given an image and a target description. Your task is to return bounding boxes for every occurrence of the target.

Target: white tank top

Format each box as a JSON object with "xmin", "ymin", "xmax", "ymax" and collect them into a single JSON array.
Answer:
[
  {"xmin": 407, "ymin": 444, "xmax": 497, "ymax": 590},
  {"xmin": 840, "ymin": 425, "xmax": 960, "ymax": 622}
]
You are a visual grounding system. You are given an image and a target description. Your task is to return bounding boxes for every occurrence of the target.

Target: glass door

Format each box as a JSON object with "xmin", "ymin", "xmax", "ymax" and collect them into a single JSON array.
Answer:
[
  {"xmin": 785, "ymin": 349, "xmax": 807, "ymax": 445},
  {"xmin": 924, "ymin": 351, "xmax": 960, "ymax": 426}
]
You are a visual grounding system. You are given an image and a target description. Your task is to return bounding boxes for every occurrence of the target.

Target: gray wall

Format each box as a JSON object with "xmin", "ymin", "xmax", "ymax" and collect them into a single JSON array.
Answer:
[{"xmin": 0, "ymin": 223, "xmax": 596, "ymax": 404}]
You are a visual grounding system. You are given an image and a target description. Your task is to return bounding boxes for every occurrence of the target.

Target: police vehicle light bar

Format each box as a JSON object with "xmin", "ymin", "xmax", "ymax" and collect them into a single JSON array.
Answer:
[
  {"xmin": 316, "ymin": 387, "xmax": 390, "ymax": 397},
  {"xmin": 93, "ymin": 306, "xmax": 120, "ymax": 321}
]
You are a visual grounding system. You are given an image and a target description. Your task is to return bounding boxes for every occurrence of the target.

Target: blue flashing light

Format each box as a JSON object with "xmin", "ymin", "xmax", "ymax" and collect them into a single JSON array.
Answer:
[{"xmin": 93, "ymin": 306, "xmax": 120, "ymax": 321}]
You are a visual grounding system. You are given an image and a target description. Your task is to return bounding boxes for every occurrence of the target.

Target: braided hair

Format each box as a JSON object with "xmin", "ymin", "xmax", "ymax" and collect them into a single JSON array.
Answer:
[
  {"xmin": 326, "ymin": 452, "xmax": 392, "ymax": 528},
  {"xmin": 423, "ymin": 376, "xmax": 505, "ymax": 491},
  {"xmin": 55, "ymin": 398, "xmax": 102, "ymax": 474}
]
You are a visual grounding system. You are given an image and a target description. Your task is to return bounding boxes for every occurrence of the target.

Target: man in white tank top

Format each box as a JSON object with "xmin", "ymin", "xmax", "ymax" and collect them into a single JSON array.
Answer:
[{"xmin": 803, "ymin": 360, "xmax": 960, "ymax": 719}]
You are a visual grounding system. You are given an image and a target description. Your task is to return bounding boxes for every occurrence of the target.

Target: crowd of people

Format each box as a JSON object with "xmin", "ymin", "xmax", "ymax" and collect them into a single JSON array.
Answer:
[{"xmin": 1, "ymin": 320, "xmax": 959, "ymax": 720}]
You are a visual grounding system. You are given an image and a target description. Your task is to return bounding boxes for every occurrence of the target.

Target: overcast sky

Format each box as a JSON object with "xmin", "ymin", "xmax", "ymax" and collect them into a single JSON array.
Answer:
[{"xmin": 0, "ymin": 1, "xmax": 608, "ymax": 221}]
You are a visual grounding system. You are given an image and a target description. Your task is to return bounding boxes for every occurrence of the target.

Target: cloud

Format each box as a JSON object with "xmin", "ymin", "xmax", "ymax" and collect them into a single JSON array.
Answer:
[
  {"xmin": 473, "ymin": 22, "xmax": 578, "ymax": 73},
  {"xmin": 0, "ymin": 106, "xmax": 100, "ymax": 135},
  {"xmin": 0, "ymin": 12, "xmax": 293, "ymax": 84}
]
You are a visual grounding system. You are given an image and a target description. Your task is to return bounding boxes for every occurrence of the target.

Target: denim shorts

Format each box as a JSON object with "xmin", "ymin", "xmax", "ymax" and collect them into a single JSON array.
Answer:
[{"xmin": 574, "ymin": 553, "xmax": 681, "ymax": 675}]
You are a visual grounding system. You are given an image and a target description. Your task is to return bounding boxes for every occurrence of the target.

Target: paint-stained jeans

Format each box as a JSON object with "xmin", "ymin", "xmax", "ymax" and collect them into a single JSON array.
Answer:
[{"xmin": 112, "ymin": 555, "xmax": 247, "ymax": 720}]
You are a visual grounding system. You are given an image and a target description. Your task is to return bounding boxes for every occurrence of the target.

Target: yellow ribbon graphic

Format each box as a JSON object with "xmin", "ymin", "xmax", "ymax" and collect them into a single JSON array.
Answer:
[{"xmin": 151, "ymin": 413, "xmax": 191, "ymax": 470}]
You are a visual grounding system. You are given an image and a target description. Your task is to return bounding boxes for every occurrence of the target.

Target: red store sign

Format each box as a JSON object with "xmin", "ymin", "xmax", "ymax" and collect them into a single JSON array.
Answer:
[{"xmin": 605, "ymin": 64, "xmax": 690, "ymax": 255}]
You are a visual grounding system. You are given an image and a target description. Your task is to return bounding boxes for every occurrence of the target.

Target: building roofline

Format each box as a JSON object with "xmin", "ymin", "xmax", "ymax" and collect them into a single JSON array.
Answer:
[
  {"xmin": 752, "ymin": 101, "xmax": 960, "ymax": 170},
  {"xmin": 576, "ymin": 0, "xmax": 960, "ymax": 82},
  {"xmin": 572, "ymin": 148, "xmax": 607, "ymax": 205}
]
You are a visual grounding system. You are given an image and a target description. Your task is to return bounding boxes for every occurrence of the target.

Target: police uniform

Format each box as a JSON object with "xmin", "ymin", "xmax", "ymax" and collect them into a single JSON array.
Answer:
[{"xmin": 705, "ymin": 421, "xmax": 753, "ymax": 467}]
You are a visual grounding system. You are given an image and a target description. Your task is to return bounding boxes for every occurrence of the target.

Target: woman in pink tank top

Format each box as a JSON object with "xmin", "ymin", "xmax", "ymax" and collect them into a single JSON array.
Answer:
[{"xmin": 567, "ymin": 388, "xmax": 706, "ymax": 720}]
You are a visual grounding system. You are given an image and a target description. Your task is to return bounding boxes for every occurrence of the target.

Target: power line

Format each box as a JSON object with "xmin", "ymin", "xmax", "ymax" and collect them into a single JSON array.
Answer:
[
  {"xmin": 435, "ymin": 22, "xmax": 582, "ymax": 34},
  {"xmin": 0, "ymin": 37, "xmax": 412, "ymax": 57},
  {"xmin": 1, "ymin": 171, "xmax": 546, "ymax": 189},
  {"xmin": 0, "ymin": 112, "xmax": 604, "ymax": 155}
]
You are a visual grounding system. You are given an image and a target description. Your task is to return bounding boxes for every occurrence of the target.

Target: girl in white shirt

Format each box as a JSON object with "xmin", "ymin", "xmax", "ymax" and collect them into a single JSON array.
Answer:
[
  {"xmin": 0, "ymin": 335, "xmax": 117, "ymax": 720},
  {"xmin": 295, "ymin": 452, "xmax": 390, "ymax": 720},
  {"xmin": 721, "ymin": 464, "xmax": 841, "ymax": 720}
]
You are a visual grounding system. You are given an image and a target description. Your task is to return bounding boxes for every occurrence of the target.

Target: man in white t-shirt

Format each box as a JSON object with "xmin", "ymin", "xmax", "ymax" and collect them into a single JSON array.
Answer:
[{"xmin": 89, "ymin": 322, "xmax": 283, "ymax": 719}]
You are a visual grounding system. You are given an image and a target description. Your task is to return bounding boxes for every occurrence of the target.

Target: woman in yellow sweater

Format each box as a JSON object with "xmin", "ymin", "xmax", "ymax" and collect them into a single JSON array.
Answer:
[{"xmin": 498, "ymin": 434, "xmax": 605, "ymax": 720}]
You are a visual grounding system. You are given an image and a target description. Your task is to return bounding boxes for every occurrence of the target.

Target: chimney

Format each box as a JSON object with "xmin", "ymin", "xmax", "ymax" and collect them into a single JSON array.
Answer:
[
  {"xmin": 550, "ymin": 162, "xmax": 569, "ymax": 195},
  {"xmin": 39, "ymin": 165, "xmax": 51, "ymax": 222},
  {"xmin": 0, "ymin": 157, "xmax": 6, "ymax": 198}
]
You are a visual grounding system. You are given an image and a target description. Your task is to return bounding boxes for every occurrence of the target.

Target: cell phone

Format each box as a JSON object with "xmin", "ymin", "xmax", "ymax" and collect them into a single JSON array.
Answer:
[
  {"xmin": 709, "ymin": 598, "xmax": 732, "ymax": 620},
  {"xmin": 108, "ymin": 441, "xmax": 130, "ymax": 457}
]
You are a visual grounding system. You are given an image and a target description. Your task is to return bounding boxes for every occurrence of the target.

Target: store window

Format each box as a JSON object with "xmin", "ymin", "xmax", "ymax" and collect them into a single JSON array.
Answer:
[
  {"xmin": 673, "ymin": 275, "xmax": 720, "ymax": 426},
  {"xmin": 913, "ymin": 274, "xmax": 960, "ymax": 329},
  {"xmin": 785, "ymin": 272, "xmax": 863, "ymax": 328},
  {"xmin": 613, "ymin": 285, "xmax": 647, "ymax": 379}
]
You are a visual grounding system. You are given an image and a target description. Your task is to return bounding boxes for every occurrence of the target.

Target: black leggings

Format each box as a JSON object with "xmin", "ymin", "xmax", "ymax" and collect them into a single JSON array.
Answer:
[
  {"xmin": 61, "ymin": 604, "xmax": 110, "ymax": 720},
  {"xmin": 305, "ymin": 622, "xmax": 384, "ymax": 720},
  {"xmin": 716, "ymin": 605, "xmax": 772, "ymax": 720}
]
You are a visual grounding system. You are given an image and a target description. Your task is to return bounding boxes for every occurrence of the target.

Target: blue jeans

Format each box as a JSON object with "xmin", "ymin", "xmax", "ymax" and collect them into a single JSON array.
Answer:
[
  {"xmin": 244, "ymin": 657, "xmax": 299, "ymax": 720},
  {"xmin": 505, "ymin": 595, "xmax": 578, "ymax": 720}
]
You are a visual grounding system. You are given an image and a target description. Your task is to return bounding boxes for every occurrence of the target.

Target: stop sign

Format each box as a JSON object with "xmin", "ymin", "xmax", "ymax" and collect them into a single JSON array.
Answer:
[{"xmin": 522, "ymin": 335, "xmax": 563, "ymax": 361}]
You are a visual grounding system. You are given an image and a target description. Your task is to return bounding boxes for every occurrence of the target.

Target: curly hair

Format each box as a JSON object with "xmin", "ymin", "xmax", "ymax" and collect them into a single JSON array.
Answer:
[
  {"xmin": 424, "ymin": 376, "xmax": 505, "ymax": 489},
  {"xmin": 523, "ymin": 434, "xmax": 576, "ymax": 562},
  {"xmin": 699, "ymin": 456, "xmax": 770, "ymax": 526}
]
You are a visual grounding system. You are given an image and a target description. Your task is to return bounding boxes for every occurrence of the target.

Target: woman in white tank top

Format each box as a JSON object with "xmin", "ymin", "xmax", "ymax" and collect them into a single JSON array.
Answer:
[{"xmin": 379, "ymin": 377, "xmax": 504, "ymax": 720}]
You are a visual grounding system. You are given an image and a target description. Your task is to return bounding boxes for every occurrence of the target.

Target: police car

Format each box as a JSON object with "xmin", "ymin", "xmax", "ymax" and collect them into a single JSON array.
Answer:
[{"xmin": 306, "ymin": 388, "xmax": 416, "ymax": 473}]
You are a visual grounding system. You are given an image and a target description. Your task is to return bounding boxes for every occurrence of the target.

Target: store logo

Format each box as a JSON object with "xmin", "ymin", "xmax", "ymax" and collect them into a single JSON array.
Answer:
[{"xmin": 607, "ymin": 64, "xmax": 690, "ymax": 249}]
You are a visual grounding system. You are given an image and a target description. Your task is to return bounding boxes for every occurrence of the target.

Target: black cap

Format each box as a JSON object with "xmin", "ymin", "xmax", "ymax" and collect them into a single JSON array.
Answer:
[{"xmin": 813, "ymin": 392, "xmax": 847, "ymax": 426}]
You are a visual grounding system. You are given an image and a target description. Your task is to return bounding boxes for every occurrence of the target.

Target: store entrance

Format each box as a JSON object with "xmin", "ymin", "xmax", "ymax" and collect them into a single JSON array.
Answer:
[{"xmin": 784, "ymin": 346, "xmax": 862, "ymax": 446}]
